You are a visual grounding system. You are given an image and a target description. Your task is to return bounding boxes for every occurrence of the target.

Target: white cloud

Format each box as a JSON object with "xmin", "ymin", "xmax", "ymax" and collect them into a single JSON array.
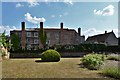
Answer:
[
  {"xmin": 83, "ymin": 28, "xmax": 118, "ymax": 39},
  {"xmin": 94, "ymin": 5, "xmax": 115, "ymax": 16},
  {"xmin": 27, "ymin": 0, "xmax": 39, "ymax": 7},
  {"xmin": 0, "ymin": 25, "xmax": 19, "ymax": 35},
  {"xmin": 16, "ymin": 3, "xmax": 24, "ymax": 8},
  {"xmin": 83, "ymin": 28, "xmax": 103, "ymax": 39},
  {"xmin": 24, "ymin": 12, "xmax": 46, "ymax": 24},
  {"xmin": 15, "ymin": 0, "xmax": 39, "ymax": 8},
  {"xmin": 64, "ymin": 0, "xmax": 73, "ymax": 5},
  {"xmin": 44, "ymin": 0, "xmax": 73, "ymax": 5},
  {"xmin": 58, "ymin": 12, "xmax": 68, "ymax": 18}
]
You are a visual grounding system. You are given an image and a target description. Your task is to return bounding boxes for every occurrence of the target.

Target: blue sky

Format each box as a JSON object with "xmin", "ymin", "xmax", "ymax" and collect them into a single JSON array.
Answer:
[{"xmin": 1, "ymin": 0, "xmax": 119, "ymax": 39}]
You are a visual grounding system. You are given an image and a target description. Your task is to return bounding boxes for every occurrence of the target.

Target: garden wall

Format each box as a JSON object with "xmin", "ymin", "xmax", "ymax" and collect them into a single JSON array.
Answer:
[
  {"xmin": 60, "ymin": 52, "xmax": 85, "ymax": 57},
  {"xmin": 10, "ymin": 52, "xmax": 86, "ymax": 58},
  {"xmin": 10, "ymin": 53, "xmax": 41, "ymax": 58}
]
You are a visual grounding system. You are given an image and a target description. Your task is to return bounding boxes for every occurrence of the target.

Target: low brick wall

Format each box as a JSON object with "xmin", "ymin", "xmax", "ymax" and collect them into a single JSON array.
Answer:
[
  {"xmin": 10, "ymin": 52, "xmax": 86, "ymax": 58},
  {"xmin": 60, "ymin": 52, "xmax": 85, "ymax": 57},
  {"xmin": 10, "ymin": 53, "xmax": 41, "ymax": 58}
]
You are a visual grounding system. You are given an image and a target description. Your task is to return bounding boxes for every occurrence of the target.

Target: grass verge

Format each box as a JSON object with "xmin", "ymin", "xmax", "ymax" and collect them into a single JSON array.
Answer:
[{"xmin": 102, "ymin": 66, "xmax": 120, "ymax": 79}]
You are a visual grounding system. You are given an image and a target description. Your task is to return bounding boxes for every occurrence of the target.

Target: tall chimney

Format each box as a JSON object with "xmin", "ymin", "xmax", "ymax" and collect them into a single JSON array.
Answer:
[
  {"xmin": 40, "ymin": 22, "xmax": 43, "ymax": 29},
  {"xmin": 105, "ymin": 31, "xmax": 107, "ymax": 34},
  {"xmin": 21, "ymin": 22, "xmax": 26, "ymax": 50},
  {"xmin": 78, "ymin": 28, "xmax": 81, "ymax": 36},
  {"xmin": 60, "ymin": 22, "xmax": 63, "ymax": 29},
  {"xmin": 22, "ymin": 22, "xmax": 25, "ymax": 30}
]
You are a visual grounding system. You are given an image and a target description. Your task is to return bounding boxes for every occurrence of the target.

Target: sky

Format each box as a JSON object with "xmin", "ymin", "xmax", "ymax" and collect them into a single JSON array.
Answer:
[{"xmin": 0, "ymin": 0, "xmax": 119, "ymax": 39}]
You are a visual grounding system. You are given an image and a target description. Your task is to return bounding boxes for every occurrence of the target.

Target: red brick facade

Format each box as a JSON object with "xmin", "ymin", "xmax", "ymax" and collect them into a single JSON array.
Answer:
[{"xmin": 10, "ymin": 22, "xmax": 85, "ymax": 50}]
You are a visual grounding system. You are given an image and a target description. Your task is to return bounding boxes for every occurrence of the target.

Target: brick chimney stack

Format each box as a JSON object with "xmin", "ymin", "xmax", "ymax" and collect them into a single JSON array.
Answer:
[
  {"xmin": 78, "ymin": 28, "xmax": 81, "ymax": 36},
  {"xmin": 22, "ymin": 22, "xmax": 25, "ymax": 31},
  {"xmin": 60, "ymin": 22, "xmax": 63, "ymax": 29},
  {"xmin": 60, "ymin": 22, "xmax": 63, "ymax": 45},
  {"xmin": 40, "ymin": 22, "xmax": 43, "ymax": 29},
  {"xmin": 21, "ymin": 22, "xmax": 26, "ymax": 50},
  {"xmin": 105, "ymin": 31, "xmax": 107, "ymax": 34}
]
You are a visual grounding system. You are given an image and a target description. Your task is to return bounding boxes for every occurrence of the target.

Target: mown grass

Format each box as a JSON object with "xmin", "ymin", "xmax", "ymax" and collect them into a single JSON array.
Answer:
[
  {"xmin": 101, "ymin": 59, "xmax": 119, "ymax": 79},
  {"xmin": 102, "ymin": 66, "xmax": 120, "ymax": 79},
  {"xmin": 2, "ymin": 58, "xmax": 118, "ymax": 79},
  {"xmin": 2, "ymin": 58, "xmax": 105, "ymax": 78}
]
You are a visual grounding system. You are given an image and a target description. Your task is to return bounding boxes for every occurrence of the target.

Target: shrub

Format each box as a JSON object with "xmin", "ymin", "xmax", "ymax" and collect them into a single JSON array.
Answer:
[
  {"xmin": 102, "ymin": 66, "xmax": 120, "ymax": 79},
  {"xmin": 81, "ymin": 53, "xmax": 105, "ymax": 70},
  {"xmin": 41, "ymin": 49, "xmax": 61, "ymax": 62},
  {"xmin": 107, "ymin": 54, "xmax": 120, "ymax": 61}
]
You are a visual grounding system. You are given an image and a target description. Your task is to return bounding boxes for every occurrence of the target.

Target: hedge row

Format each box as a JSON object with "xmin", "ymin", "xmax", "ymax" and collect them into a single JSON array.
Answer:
[
  {"xmin": 10, "ymin": 44, "xmax": 120, "ymax": 53},
  {"xmin": 56, "ymin": 44, "xmax": 120, "ymax": 53}
]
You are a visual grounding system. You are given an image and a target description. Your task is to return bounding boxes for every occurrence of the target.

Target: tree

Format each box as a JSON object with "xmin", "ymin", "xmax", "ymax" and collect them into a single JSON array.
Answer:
[
  {"xmin": 0, "ymin": 31, "xmax": 8, "ymax": 48},
  {"xmin": 11, "ymin": 33, "xmax": 20, "ymax": 51},
  {"xmin": 0, "ymin": 31, "xmax": 12, "ymax": 49},
  {"xmin": 0, "ymin": 31, "xmax": 12, "ymax": 59},
  {"xmin": 39, "ymin": 28, "xmax": 47, "ymax": 49}
]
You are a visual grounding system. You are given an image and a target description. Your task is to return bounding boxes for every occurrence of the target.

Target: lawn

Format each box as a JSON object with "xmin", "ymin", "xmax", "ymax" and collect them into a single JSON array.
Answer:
[{"xmin": 2, "ymin": 58, "xmax": 117, "ymax": 79}]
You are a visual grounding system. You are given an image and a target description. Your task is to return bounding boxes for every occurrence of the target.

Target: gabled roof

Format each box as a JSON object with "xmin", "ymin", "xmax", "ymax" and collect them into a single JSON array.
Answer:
[{"xmin": 86, "ymin": 31, "xmax": 115, "ymax": 42}]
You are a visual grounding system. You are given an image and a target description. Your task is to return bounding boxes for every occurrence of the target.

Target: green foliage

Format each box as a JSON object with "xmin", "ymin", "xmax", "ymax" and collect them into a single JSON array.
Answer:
[
  {"xmin": 0, "ymin": 31, "xmax": 12, "ymax": 49},
  {"xmin": 39, "ymin": 28, "xmax": 47, "ymax": 49},
  {"xmin": 0, "ymin": 31, "xmax": 12, "ymax": 57},
  {"xmin": 81, "ymin": 53, "xmax": 105, "ymax": 70},
  {"xmin": 56, "ymin": 44, "xmax": 107, "ymax": 53},
  {"xmin": 11, "ymin": 33, "xmax": 20, "ymax": 51},
  {"xmin": 41, "ymin": 49, "xmax": 61, "ymax": 62},
  {"xmin": 102, "ymin": 66, "xmax": 120, "ymax": 79},
  {"xmin": 0, "ymin": 47, "xmax": 3, "ymax": 56},
  {"xmin": 107, "ymin": 54, "xmax": 120, "ymax": 61}
]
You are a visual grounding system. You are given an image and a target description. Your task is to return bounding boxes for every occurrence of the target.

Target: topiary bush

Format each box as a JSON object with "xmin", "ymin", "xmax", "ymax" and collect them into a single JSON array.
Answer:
[
  {"xmin": 81, "ymin": 53, "xmax": 105, "ymax": 70},
  {"xmin": 41, "ymin": 49, "xmax": 61, "ymax": 62}
]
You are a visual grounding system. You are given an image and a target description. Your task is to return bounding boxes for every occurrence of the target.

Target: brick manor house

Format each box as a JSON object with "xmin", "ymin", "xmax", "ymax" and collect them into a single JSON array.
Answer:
[{"xmin": 10, "ymin": 22, "xmax": 85, "ymax": 50}]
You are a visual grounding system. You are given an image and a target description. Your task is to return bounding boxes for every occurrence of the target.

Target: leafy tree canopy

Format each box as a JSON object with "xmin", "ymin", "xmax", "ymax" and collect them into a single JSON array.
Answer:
[
  {"xmin": 11, "ymin": 33, "xmax": 20, "ymax": 51},
  {"xmin": 39, "ymin": 28, "xmax": 47, "ymax": 49}
]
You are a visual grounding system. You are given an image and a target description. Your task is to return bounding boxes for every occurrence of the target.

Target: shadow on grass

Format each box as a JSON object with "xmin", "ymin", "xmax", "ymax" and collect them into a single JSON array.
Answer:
[
  {"xmin": 77, "ymin": 63, "xmax": 86, "ymax": 68},
  {"xmin": 35, "ymin": 60, "xmax": 59, "ymax": 63},
  {"xmin": 77, "ymin": 63, "xmax": 99, "ymax": 70}
]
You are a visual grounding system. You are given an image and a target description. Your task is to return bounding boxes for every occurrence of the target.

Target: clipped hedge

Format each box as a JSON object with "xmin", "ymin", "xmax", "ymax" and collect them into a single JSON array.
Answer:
[
  {"xmin": 41, "ymin": 49, "xmax": 61, "ymax": 62},
  {"xmin": 81, "ymin": 53, "xmax": 105, "ymax": 70}
]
